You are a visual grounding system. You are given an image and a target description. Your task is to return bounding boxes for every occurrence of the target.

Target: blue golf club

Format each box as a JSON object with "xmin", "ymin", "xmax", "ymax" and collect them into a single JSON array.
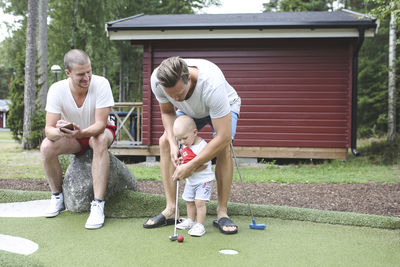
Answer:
[{"xmin": 230, "ymin": 142, "xmax": 266, "ymax": 230}]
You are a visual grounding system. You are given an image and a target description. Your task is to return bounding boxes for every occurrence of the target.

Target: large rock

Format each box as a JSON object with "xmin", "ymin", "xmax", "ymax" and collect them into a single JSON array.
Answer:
[{"xmin": 63, "ymin": 150, "xmax": 138, "ymax": 212}]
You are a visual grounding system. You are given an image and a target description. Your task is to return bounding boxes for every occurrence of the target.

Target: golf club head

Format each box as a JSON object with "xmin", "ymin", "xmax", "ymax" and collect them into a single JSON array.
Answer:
[
  {"xmin": 169, "ymin": 235, "xmax": 178, "ymax": 241},
  {"xmin": 249, "ymin": 219, "xmax": 266, "ymax": 230}
]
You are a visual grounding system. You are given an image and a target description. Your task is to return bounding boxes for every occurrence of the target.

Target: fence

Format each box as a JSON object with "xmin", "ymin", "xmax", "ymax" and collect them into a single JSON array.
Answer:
[{"xmin": 110, "ymin": 102, "xmax": 142, "ymax": 146}]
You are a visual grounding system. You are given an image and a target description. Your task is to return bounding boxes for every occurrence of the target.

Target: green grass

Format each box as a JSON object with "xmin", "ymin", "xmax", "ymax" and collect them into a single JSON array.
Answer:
[
  {"xmin": 0, "ymin": 189, "xmax": 50, "ymax": 203},
  {"xmin": 2, "ymin": 131, "xmax": 399, "ymax": 266},
  {"xmin": 1, "ymin": 212, "xmax": 399, "ymax": 266},
  {"xmin": 126, "ymin": 156, "xmax": 400, "ymax": 184},
  {"xmin": 0, "ymin": 129, "xmax": 399, "ymax": 184},
  {"xmin": 2, "ymin": 189, "xmax": 399, "ymax": 229},
  {"xmin": 232, "ymin": 158, "xmax": 400, "ymax": 184},
  {"xmin": 0, "ymin": 131, "xmax": 14, "ymax": 140},
  {"xmin": 0, "ymin": 142, "xmax": 44, "ymax": 179},
  {"xmin": 1, "ymin": 189, "xmax": 399, "ymax": 265}
]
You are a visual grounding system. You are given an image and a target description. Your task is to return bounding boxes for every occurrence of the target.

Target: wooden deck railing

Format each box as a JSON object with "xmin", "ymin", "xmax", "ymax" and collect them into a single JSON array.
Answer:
[{"xmin": 110, "ymin": 102, "xmax": 142, "ymax": 146}]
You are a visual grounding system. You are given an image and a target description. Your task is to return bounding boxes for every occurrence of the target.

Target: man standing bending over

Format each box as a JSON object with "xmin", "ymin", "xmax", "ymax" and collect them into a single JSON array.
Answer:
[
  {"xmin": 41, "ymin": 49, "xmax": 115, "ymax": 229},
  {"xmin": 143, "ymin": 57, "xmax": 241, "ymax": 234}
]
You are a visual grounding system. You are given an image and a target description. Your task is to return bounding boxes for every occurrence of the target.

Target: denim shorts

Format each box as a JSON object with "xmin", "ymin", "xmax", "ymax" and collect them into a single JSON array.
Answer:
[
  {"xmin": 182, "ymin": 180, "xmax": 213, "ymax": 202},
  {"xmin": 176, "ymin": 111, "xmax": 239, "ymax": 139}
]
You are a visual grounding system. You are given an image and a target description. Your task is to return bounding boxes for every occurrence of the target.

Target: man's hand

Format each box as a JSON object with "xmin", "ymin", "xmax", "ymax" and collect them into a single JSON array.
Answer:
[
  {"xmin": 172, "ymin": 163, "xmax": 195, "ymax": 181},
  {"xmin": 170, "ymin": 143, "xmax": 180, "ymax": 167},
  {"xmin": 55, "ymin": 120, "xmax": 71, "ymax": 128},
  {"xmin": 56, "ymin": 120, "xmax": 81, "ymax": 139}
]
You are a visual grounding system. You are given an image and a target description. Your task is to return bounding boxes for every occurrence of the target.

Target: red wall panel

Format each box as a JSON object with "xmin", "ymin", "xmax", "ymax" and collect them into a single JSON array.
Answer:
[{"xmin": 142, "ymin": 38, "xmax": 353, "ymax": 149}]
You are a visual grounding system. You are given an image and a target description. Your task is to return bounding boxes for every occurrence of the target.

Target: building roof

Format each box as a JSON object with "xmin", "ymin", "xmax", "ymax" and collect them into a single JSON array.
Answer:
[{"xmin": 106, "ymin": 10, "xmax": 377, "ymax": 40}]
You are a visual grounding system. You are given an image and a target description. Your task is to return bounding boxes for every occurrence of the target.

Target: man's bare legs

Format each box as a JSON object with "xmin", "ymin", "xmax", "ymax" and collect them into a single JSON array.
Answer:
[
  {"xmin": 215, "ymin": 143, "xmax": 237, "ymax": 232},
  {"xmin": 41, "ymin": 130, "xmax": 113, "ymax": 199},
  {"xmin": 144, "ymin": 132, "xmax": 236, "ymax": 233},
  {"xmin": 90, "ymin": 130, "xmax": 114, "ymax": 200},
  {"xmin": 41, "ymin": 137, "xmax": 81, "ymax": 193},
  {"xmin": 144, "ymin": 132, "xmax": 176, "ymax": 226}
]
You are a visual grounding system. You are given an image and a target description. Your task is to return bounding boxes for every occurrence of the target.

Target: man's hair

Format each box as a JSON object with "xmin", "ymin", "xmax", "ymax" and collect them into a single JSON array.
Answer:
[
  {"xmin": 156, "ymin": 57, "xmax": 189, "ymax": 88},
  {"xmin": 64, "ymin": 49, "xmax": 91, "ymax": 71}
]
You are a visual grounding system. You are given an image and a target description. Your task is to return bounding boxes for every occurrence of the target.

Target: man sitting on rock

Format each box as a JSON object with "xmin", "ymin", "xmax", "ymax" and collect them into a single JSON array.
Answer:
[{"xmin": 40, "ymin": 49, "xmax": 115, "ymax": 229}]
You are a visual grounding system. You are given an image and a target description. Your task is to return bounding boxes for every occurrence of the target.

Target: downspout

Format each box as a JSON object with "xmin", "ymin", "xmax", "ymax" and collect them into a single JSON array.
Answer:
[{"xmin": 351, "ymin": 27, "xmax": 365, "ymax": 156}]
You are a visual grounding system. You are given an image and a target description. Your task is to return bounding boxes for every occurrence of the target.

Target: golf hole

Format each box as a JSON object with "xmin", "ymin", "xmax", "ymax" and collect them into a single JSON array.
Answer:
[{"xmin": 219, "ymin": 249, "xmax": 238, "ymax": 255}]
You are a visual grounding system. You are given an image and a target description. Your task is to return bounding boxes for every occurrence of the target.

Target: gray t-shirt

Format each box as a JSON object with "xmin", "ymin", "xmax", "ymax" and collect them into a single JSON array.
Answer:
[{"xmin": 151, "ymin": 59, "xmax": 240, "ymax": 119}]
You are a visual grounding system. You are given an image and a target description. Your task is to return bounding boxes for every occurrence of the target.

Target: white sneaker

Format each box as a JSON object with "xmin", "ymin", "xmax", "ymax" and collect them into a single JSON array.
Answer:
[
  {"xmin": 45, "ymin": 193, "xmax": 65, "ymax": 218},
  {"xmin": 176, "ymin": 218, "xmax": 194, "ymax": 230},
  {"xmin": 85, "ymin": 201, "xmax": 105, "ymax": 229},
  {"xmin": 188, "ymin": 223, "xmax": 206, "ymax": 237}
]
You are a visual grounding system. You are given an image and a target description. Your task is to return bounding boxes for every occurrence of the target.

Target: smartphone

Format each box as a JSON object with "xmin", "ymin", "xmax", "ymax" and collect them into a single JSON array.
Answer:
[{"xmin": 60, "ymin": 123, "xmax": 74, "ymax": 133}]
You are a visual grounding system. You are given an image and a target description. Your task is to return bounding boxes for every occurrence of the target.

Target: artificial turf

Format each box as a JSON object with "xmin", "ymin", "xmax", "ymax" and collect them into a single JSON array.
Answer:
[
  {"xmin": 105, "ymin": 190, "xmax": 400, "ymax": 229},
  {"xmin": 1, "ymin": 189, "xmax": 400, "ymax": 266},
  {"xmin": 0, "ymin": 213, "xmax": 399, "ymax": 266},
  {"xmin": 1, "ymin": 189, "xmax": 400, "ymax": 229}
]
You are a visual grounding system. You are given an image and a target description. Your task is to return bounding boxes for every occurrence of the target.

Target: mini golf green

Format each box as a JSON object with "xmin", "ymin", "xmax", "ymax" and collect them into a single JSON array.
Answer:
[
  {"xmin": 0, "ymin": 213, "xmax": 399, "ymax": 266},
  {"xmin": 1, "ymin": 189, "xmax": 399, "ymax": 266}
]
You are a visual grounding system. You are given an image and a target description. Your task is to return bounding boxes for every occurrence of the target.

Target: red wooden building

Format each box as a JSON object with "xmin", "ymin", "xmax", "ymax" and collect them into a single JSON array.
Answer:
[{"xmin": 106, "ymin": 11, "xmax": 377, "ymax": 159}]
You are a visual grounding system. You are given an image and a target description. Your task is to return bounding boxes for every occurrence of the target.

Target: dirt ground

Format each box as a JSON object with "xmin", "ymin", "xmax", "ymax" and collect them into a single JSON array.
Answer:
[{"xmin": 1, "ymin": 178, "xmax": 399, "ymax": 217}]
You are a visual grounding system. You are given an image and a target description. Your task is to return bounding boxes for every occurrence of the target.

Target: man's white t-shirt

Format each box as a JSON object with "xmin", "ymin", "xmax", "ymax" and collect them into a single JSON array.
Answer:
[
  {"xmin": 151, "ymin": 59, "xmax": 241, "ymax": 119},
  {"xmin": 46, "ymin": 75, "xmax": 114, "ymax": 130}
]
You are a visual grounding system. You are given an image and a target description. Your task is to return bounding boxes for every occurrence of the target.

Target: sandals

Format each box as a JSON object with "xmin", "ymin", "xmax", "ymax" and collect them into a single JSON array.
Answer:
[
  {"xmin": 144, "ymin": 213, "xmax": 238, "ymax": 235},
  {"xmin": 213, "ymin": 217, "xmax": 238, "ymax": 234},
  {"xmin": 143, "ymin": 213, "xmax": 178, "ymax": 229}
]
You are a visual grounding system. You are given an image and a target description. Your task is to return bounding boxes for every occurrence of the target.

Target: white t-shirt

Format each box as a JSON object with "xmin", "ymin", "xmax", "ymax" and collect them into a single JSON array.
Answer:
[
  {"xmin": 151, "ymin": 59, "xmax": 241, "ymax": 119},
  {"xmin": 46, "ymin": 75, "xmax": 114, "ymax": 129},
  {"xmin": 183, "ymin": 139, "xmax": 215, "ymax": 185}
]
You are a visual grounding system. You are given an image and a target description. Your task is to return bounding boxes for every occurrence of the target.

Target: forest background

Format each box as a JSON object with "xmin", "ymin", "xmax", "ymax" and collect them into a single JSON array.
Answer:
[{"xmin": 0, "ymin": 0, "xmax": 398, "ymax": 149}]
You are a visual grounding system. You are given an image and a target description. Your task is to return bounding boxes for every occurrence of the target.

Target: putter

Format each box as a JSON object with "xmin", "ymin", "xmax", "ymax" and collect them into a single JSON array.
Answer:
[
  {"xmin": 169, "ymin": 179, "xmax": 180, "ymax": 241},
  {"xmin": 230, "ymin": 142, "xmax": 266, "ymax": 230}
]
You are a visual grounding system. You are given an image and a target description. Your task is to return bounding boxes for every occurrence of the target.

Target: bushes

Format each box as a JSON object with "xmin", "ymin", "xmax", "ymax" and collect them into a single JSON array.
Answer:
[{"xmin": 358, "ymin": 136, "xmax": 400, "ymax": 165}]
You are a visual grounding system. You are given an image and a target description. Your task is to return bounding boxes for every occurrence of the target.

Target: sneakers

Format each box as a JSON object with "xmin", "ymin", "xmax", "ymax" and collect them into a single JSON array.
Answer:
[
  {"xmin": 188, "ymin": 223, "xmax": 206, "ymax": 237},
  {"xmin": 45, "ymin": 193, "xmax": 65, "ymax": 218},
  {"xmin": 177, "ymin": 219, "xmax": 206, "ymax": 236},
  {"xmin": 85, "ymin": 200, "xmax": 105, "ymax": 230},
  {"xmin": 176, "ymin": 218, "xmax": 194, "ymax": 230}
]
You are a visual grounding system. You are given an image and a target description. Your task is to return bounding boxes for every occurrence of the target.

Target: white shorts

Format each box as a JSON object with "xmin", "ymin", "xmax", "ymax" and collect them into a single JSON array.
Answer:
[{"xmin": 182, "ymin": 180, "xmax": 213, "ymax": 202}]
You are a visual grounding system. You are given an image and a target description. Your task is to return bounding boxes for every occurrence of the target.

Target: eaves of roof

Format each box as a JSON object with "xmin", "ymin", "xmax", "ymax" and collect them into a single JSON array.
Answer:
[
  {"xmin": 106, "ymin": 10, "xmax": 377, "ymax": 40},
  {"xmin": 107, "ymin": 11, "xmax": 376, "ymax": 30}
]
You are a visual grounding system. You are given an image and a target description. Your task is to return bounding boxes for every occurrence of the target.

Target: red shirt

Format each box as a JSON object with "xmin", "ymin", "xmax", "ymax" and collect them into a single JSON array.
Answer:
[{"xmin": 180, "ymin": 146, "xmax": 197, "ymax": 164}]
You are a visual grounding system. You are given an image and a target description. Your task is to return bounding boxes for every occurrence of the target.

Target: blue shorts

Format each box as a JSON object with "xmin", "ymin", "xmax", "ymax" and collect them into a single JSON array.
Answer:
[{"xmin": 176, "ymin": 111, "xmax": 239, "ymax": 140}]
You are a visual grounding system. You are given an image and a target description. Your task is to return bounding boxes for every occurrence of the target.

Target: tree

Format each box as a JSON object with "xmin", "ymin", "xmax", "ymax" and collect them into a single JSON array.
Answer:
[
  {"xmin": 2, "ymin": 0, "xmax": 221, "ymax": 145},
  {"xmin": 0, "ymin": 66, "xmax": 11, "ymax": 99},
  {"xmin": 263, "ymin": 0, "xmax": 330, "ymax": 12},
  {"xmin": 37, "ymin": 0, "xmax": 49, "ymax": 110},
  {"xmin": 387, "ymin": 10, "xmax": 397, "ymax": 143},
  {"xmin": 22, "ymin": 0, "xmax": 38, "ymax": 149},
  {"xmin": 4, "ymin": 29, "xmax": 27, "ymax": 142},
  {"xmin": 357, "ymin": 25, "xmax": 389, "ymax": 137},
  {"xmin": 369, "ymin": 0, "xmax": 399, "ymax": 143},
  {"xmin": 1, "ymin": 0, "xmax": 45, "ymax": 146}
]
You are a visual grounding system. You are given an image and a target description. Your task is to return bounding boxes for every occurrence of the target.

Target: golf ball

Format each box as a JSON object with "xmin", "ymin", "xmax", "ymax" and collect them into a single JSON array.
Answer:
[{"xmin": 177, "ymin": 235, "xmax": 184, "ymax": 242}]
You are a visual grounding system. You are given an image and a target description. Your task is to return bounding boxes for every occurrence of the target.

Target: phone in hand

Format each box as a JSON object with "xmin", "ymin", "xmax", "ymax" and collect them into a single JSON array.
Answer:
[{"xmin": 60, "ymin": 123, "xmax": 74, "ymax": 133}]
